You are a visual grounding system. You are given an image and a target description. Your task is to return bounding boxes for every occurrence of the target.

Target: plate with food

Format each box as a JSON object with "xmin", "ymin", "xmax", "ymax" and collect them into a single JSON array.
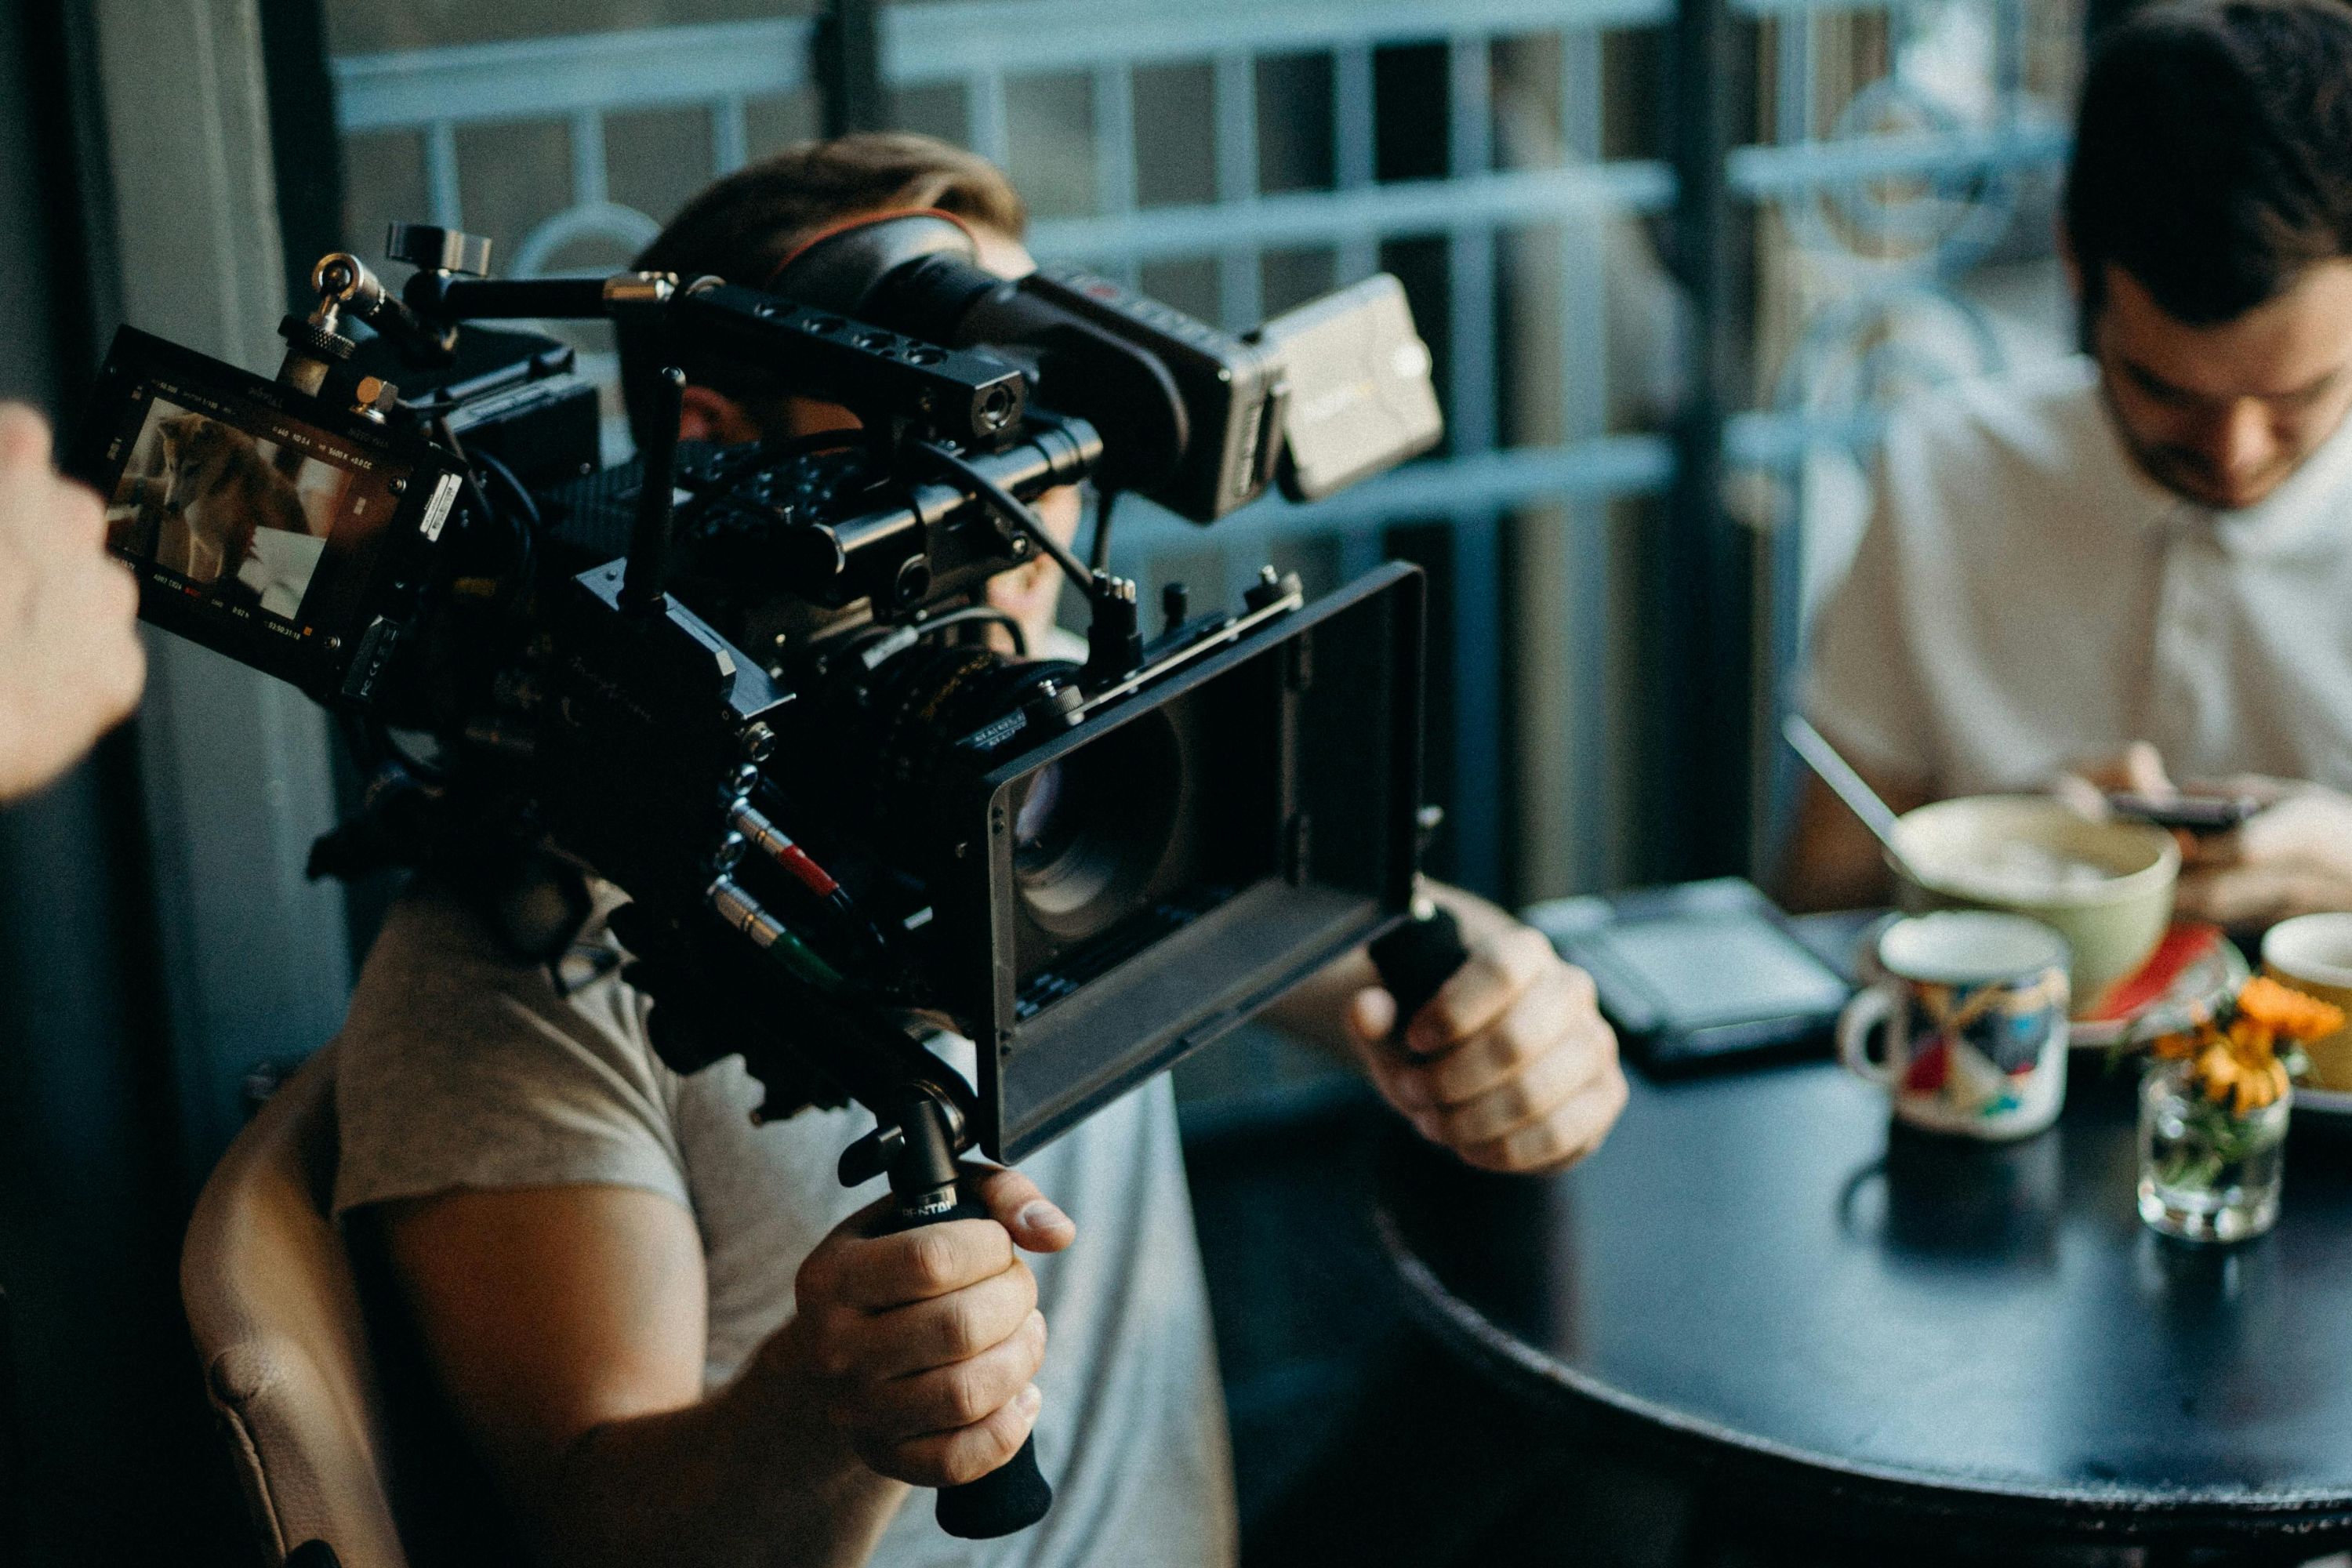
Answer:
[{"xmin": 2070, "ymin": 920, "xmax": 2249, "ymax": 1050}]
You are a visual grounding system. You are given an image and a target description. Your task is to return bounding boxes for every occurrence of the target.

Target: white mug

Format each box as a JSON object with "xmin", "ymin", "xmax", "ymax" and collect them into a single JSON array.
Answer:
[
  {"xmin": 2262, "ymin": 913, "xmax": 2352, "ymax": 1089},
  {"xmin": 1838, "ymin": 912, "xmax": 2071, "ymax": 1140}
]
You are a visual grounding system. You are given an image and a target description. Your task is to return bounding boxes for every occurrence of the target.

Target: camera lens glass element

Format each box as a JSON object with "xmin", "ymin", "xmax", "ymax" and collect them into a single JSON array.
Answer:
[
  {"xmin": 1008, "ymin": 712, "xmax": 1181, "ymax": 942},
  {"xmin": 815, "ymin": 633, "xmax": 1184, "ymax": 946},
  {"xmin": 1011, "ymin": 760, "xmax": 1069, "ymax": 868}
]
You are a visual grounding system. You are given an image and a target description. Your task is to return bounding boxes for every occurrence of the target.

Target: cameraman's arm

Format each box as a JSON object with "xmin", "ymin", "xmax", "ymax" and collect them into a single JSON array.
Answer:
[
  {"xmin": 380, "ymin": 1170, "xmax": 1071, "ymax": 1568},
  {"xmin": 1263, "ymin": 881, "xmax": 1625, "ymax": 1174}
]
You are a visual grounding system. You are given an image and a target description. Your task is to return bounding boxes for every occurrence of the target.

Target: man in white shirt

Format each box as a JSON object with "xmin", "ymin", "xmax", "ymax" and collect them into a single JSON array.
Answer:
[{"xmin": 1791, "ymin": 0, "xmax": 2352, "ymax": 925}]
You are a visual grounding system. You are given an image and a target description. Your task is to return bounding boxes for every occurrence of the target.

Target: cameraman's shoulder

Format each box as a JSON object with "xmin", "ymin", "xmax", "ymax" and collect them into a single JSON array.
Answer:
[
  {"xmin": 340, "ymin": 877, "xmax": 651, "ymax": 1076},
  {"xmin": 350, "ymin": 879, "xmax": 552, "ymax": 1011}
]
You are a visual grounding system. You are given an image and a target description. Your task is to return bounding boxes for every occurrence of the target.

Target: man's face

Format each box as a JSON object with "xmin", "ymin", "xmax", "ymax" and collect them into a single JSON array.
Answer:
[{"xmin": 2091, "ymin": 259, "xmax": 2352, "ymax": 510}]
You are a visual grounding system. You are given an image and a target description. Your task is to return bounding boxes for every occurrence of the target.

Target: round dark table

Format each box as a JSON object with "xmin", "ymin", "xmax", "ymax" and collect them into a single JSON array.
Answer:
[{"xmin": 1376, "ymin": 1054, "xmax": 2352, "ymax": 1553}]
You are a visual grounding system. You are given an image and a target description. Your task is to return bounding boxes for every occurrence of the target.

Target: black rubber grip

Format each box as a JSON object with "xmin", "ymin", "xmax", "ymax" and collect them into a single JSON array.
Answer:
[
  {"xmin": 937, "ymin": 1432, "xmax": 1054, "ymax": 1538},
  {"xmin": 870, "ymin": 1193, "xmax": 1055, "ymax": 1537},
  {"xmin": 1367, "ymin": 908, "xmax": 1471, "ymax": 1034}
]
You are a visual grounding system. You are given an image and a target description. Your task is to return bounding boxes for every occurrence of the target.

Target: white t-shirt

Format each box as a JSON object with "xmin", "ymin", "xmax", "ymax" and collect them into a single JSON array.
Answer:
[
  {"xmin": 1805, "ymin": 355, "xmax": 2352, "ymax": 795},
  {"xmin": 332, "ymin": 884, "xmax": 1236, "ymax": 1568}
]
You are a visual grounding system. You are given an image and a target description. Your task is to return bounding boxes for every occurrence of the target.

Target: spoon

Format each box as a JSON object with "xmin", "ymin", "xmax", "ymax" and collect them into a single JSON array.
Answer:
[{"xmin": 1781, "ymin": 713, "xmax": 1926, "ymax": 885}]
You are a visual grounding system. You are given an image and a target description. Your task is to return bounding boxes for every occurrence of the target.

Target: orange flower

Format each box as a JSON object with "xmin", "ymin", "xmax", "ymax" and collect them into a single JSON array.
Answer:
[
  {"xmin": 2227, "ymin": 1015, "xmax": 2277, "ymax": 1062},
  {"xmin": 2154, "ymin": 978, "xmax": 2328, "ymax": 1113},
  {"xmin": 2237, "ymin": 975, "xmax": 2347, "ymax": 1044}
]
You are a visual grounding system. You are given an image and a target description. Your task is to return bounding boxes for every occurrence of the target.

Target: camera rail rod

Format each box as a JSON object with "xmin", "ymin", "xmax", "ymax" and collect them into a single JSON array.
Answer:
[{"xmin": 1075, "ymin": 572, "xmax": 1305, "ymax": 718}]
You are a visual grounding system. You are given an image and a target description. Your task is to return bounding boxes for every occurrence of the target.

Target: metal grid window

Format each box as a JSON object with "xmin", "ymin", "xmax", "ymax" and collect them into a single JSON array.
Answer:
[{"xmin": 326, "ymin": 0, "xmax": 2083, "ymax": 898}]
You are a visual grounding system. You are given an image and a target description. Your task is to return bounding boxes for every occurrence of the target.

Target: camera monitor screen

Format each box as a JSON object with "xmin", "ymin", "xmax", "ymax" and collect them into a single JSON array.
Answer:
[{"xmin": 67, "ymin": 328, "xmax": 462, "ymax": 702}]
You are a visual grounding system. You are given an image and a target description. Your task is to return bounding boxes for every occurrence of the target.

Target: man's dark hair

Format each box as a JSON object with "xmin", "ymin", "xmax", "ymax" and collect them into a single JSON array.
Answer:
[
  {"xmin": 622, "ymin": 132, "xmax": 1026, "ymax": 441},
  {"xmin": 2067, "ymin": 0, "xmax": 2352, "ymax": 326}
]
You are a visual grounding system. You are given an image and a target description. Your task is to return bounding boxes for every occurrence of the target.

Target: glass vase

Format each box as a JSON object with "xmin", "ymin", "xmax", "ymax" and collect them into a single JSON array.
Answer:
[{"xmin": 2137, "ymin": 1058, "xmax": 2289, "ymax": 1243}]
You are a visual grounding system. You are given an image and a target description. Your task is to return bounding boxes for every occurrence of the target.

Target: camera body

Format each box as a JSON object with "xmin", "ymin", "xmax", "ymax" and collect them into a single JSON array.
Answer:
[{"xmin": 67, "ymin": 216, "xmax": 1441, "ymax": 1161}]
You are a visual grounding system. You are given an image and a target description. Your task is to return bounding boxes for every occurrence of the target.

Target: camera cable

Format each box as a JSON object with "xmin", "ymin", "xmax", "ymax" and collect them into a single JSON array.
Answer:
[
  {"xmin": 846, "ymin": 604, "xmax": 1028, "ymax": 668},
  {"xmin": 913, "ymin": 440, "xmax": 1092, "ymax": 591}
]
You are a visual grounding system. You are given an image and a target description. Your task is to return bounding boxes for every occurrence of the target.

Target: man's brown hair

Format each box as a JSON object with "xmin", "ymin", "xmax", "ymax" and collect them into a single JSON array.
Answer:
[
  {"xmin": 2067, "ymin": 0, "xmax": 2352, "ymax": 328},
  {"xmin": 622, "ymin": 132, "xmax": 1024, "ymax": 441},
  {"xmin": 633, "ymin": 130, "xmax": 1026, "ymax": 289}
]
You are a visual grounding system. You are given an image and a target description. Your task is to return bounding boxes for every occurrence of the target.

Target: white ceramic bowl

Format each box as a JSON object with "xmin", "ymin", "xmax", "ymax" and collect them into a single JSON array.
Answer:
[{"xmin": 1887, "ymin": 795, "xmax": 2180, "ymax": 1013}]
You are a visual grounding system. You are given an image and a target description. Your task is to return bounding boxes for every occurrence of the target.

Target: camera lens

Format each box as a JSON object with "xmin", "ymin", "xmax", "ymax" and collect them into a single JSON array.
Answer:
[
  {"xmin": 1007, "ymin": 713, "xmax": 1181, "ymax": 942},
  {"xmin": 812, "ymin": 636, "xmax": 1182, "ymax": 945},
  {"xmin": 1011, "ymin": 760, "xmax": 1069, "ymax": 866}
]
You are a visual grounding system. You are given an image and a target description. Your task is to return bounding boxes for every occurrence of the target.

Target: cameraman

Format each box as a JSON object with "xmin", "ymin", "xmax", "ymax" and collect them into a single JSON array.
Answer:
[
  {"xmin": 0, "ymin": 403, "xmax": 144, "ymax": 801},
  {"xmin": 332, "ymin": 133, "xmax": 1624, "ymax": 1568}
]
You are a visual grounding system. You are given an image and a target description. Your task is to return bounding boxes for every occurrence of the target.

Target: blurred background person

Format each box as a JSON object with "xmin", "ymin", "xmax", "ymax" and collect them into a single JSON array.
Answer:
[{"xmin": 1788, "ymin": 0, "xmax": 2352, "ymax": 926}]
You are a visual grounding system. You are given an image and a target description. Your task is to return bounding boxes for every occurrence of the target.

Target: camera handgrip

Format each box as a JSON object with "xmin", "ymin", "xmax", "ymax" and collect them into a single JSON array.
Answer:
[
  {"xmin": 936, "ymin": 1433, "xmax": 1052, "ymax": 1540},
  {"xmin": 869, "ymin": 1196, "xmax": 1055, "ymax": 1539},
  {"xmin": 1367, "ymin": 908, "xmax": 1471, "ymax": 1034}
]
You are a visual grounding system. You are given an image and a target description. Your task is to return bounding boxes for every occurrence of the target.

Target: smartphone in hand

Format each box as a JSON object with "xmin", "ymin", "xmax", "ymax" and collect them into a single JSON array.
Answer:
[{"xmin": 2105, "ymin": 792, "xmax": 2260, "ymax": 834}]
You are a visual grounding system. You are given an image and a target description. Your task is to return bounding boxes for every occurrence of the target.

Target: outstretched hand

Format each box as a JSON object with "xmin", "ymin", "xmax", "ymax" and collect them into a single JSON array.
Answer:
[
  {"xmin": 0, "ymin": 405, "xmax": 144, "ymax": 801},
  {"xmin": 1345, "ymin": 920, "xmax": 1626, "ymax": 1174}
]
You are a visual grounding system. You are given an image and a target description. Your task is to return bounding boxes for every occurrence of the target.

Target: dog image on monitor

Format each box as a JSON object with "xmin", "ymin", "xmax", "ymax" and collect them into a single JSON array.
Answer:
[{"xmin": 107, "ymin": 401, "xmax": 336, "ymax": 618}]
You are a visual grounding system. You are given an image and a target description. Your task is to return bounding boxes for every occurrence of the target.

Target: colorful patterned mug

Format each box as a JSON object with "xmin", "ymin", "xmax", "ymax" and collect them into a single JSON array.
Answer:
[{"xmin": 1838, "ymin": 912, "xmax": 2071, "ymax": 1139}]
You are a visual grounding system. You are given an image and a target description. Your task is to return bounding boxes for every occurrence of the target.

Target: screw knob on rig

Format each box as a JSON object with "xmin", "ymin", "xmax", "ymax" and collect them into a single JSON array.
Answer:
[{"xmin": 386, "ymin": 222, "xmax": 493, "ymax": 278}]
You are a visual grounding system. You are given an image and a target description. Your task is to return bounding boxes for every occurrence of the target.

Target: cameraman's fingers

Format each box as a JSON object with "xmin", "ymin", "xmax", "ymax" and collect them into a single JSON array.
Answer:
[
  {"xmin": 885, "ymin": 1383, "xmax": 1044, "ymax": 1490},
  {"xmin": 1347, "ymin": 985, "xmax": 1397, "ymax": 1047},
  {"xmin": 964, "ymin": 1163, "xmax": 1076, "ymax": 1254},
  {"xmin": 1414, "ymin": 965, "xmax": 1600, "ymax": 1109},
  {"xmin": 78, "ymin": 587, "xmax": 145, "ymax": 722},
  {"xmin": 21, "ymin": 471, "xmax": 107, "ymax": 558},
  {"xmin": 822, "ymin": 1215, "xmax": 1015, "ymax": 1311},
  {"xmin": 1403, "ymin": 924, "xmax": 1555, "ymax": 1057},
  {"xmin": 851, "ymin": 1259, "xmax": 1039, "ymax": 1380},
  {"xmin": 1424, "ymin": 1015, "xmax": 1610, "ymax": 1148},
  {"xmin": 1457, "ymin": 1074, "xmax": 1628, "ymax": 1175},
  {"xmin": 851, "ymin": 1309, "xmax": 1047, "ymax": 1441}
]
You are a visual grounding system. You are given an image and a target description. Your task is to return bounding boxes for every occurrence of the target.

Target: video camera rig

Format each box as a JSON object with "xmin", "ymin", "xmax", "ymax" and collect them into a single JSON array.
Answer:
[{"xmin": 70, "ymin": 213, "xmax": 1465, "ymax": 1537}]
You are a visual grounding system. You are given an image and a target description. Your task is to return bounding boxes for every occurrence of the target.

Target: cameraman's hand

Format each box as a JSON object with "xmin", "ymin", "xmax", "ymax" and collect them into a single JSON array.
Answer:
[
  {"xmin": 1346, "ymin": 916, "xmax": 1626, "ymax": 1175},
  {"xmin": 0, "ymin": 405, "xmax": 143, "ymax": 800},
  {"xmin": 767, "ymin": 1164, "xmax": 1074, "ymax": 1490}
]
